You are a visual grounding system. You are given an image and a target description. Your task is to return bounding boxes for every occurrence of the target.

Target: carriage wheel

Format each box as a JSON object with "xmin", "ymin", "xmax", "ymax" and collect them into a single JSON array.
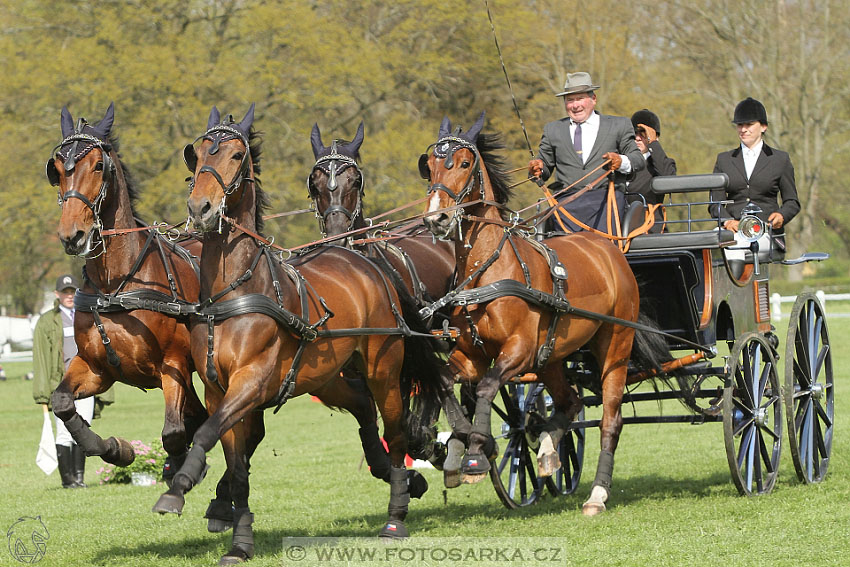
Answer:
[
  {"xmin": 545, "ymin": 386, "xmax": 585, "ymax": 497},
  {"xmin": 489, "ymin": 383, "xmax": 548, "ymax": 509},
  {"xmin": 722, "ymin": 332, "xmax": 782, "ymax": 495},
  {"xmin": 785, "ymin": 293, "xmax": 833, "ymax": 484}
]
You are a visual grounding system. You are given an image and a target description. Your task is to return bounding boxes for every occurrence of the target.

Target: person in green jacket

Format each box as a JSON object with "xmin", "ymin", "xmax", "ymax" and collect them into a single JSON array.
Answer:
[{"xmin": 33, "ymin": 274, "xmax": 113, "ymax": 488}]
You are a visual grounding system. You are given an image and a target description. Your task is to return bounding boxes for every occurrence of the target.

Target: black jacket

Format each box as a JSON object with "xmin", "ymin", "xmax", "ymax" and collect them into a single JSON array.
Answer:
[{"xmin": 710, "ymin": 143, "xmax": 800, "ymax": 224}]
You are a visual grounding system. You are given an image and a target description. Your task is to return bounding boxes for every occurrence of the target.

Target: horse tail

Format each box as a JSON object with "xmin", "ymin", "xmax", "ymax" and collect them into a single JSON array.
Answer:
[
  {"xmin": 370, "ymin": 253, "xmax": 444, "ymax": 460},
  {"xmin": 629, "ymin": 312, "xmax": 697, "ymax": 411}
]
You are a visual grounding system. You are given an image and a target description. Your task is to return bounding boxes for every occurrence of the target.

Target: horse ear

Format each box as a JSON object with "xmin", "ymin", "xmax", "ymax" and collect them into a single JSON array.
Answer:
[
  {"xmin": 438, "ymin": 116, "xmax": 452, "ymax": 139},
  {"xmin": 347, "ymin": 121, "xmax": 365, "ymax": 155},
  {"xmin": 91, "ymin": 101, "xmax": 115, "ymax": 139},
  {"xmin": 206, "ymin": 106, "xmax": 221, "ymax": 130},
  {"xmin": 60, "ymin": 106, "xmax": 74, "ymax": 138},
  {"xmin": 237, "ymin": 103, "xmax": 255, "ymax": 134},
  {"xmin": 463, "ymin": 111, "xmax": 485, "ymax": 143},
  {"xmin": 310, "ymin": 123, "xmax": 324, "ymax": 159}
]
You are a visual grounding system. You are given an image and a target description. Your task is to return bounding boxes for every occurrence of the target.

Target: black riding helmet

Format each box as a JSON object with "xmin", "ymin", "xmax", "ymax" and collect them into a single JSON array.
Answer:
[{"xmin": 732, "ymin": 97, "xmax": 768, "ymax": 125}]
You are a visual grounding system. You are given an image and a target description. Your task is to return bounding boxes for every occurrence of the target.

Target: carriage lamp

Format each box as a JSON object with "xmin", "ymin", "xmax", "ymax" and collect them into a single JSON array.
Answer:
[{"xmin": 738, "ymin": 215, "xmax": 763, "ymax": 243}]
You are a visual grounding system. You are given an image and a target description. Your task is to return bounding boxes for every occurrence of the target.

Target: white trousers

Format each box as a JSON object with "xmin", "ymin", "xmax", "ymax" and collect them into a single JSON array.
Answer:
[{"xmin": 54, "ymin": 396, "xmax": 95, "ymax": 447}]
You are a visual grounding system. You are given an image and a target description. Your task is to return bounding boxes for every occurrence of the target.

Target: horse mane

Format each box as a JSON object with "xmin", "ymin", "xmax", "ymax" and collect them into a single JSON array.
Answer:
[
  {"xmin": 247, "ymin": 127, "xmax": 268, "ymax": 233},
  {"xmin": 476, "ymin": 132, "xmax": 513, "ymax": 214},
  {"xmin": 105, "ymin": 133, "xmax": 142, "ymax": 223}
]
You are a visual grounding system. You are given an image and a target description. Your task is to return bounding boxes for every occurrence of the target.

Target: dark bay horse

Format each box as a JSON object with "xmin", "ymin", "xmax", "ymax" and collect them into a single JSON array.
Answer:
[
  {"xmin": 307, "ymin": 122, "xmax": 455, "ymax": 308},
  {"xmin": 46, "ymin": 103, "xmax": 206, "ymax": 475},
  {"xmin": 308, "ymin": 124, "xmax": 478, "ymax": 481},
  {"xmin": 420, "ymin": 113, "xmax": 674, "ymax": 515},
  {"xmin": 153, "ymin": 106, "xmax": 441, "ymax": 563}
]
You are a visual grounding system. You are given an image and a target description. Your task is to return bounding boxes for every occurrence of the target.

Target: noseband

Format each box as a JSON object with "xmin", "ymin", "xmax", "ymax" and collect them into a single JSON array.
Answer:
[
  {"xmin": 46, "ymin": 125, "xmax": 116, "ymax": 257},
  {"xmin": 307, "ymin": 143, "xmax": 364, "ymax": 236}
]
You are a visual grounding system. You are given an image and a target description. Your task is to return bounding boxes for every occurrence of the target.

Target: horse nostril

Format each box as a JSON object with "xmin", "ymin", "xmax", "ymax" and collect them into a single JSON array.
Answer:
[{"xmin": 200, "ymin": 201, "xmax": 211, "ymax": 216}]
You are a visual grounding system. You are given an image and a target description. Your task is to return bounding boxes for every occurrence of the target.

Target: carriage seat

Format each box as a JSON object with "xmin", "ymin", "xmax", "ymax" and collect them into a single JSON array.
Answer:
[{"xmin": 626, "ymin": 229, "xmax": 735, "ymax": 253}]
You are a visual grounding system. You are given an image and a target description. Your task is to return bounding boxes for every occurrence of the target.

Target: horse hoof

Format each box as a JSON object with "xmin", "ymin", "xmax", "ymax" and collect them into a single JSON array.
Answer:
[
  {"xmin": 408, "ymin": 471, "xmax": 428, "ymax": 499},
  {"xmin": 461, "ymin": 472, "xmax": 488, "ymax": 485},
  {"xmin": 207, "ymin": 519, "xmax": 233, "ymax": 533},
  {"xmin": 106, "ymin": 437, "xmax": 135, "ymax": 467},
  {"xmin": 444, "ymin": 469, "xmax": 461, "ymax": 489},
  {"xmin": 537, "ymin": 452, "xmax": 561, "ymax": 478},
  {"xmin": 442, "ymin": 439, "xmax": 465, "ymax": 488},
  {"xmin": 152, "ymin": 492, "xmax": 185, "ymax": 515},
  {"xmin": 218, "ymin": 547, "xmax": 251, "ymax": 565},
  {"xmin": 379, "ymin": 520, "xmax": 409, "ymax": 539},
  {"xmin": 581, "ymin": 502, "xmax": 606, "ymax": 516}
]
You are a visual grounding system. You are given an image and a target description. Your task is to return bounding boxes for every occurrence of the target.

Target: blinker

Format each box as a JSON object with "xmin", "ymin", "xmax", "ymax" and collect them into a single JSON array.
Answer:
[
  {"xmin": 418, "ymin": 154, "xmax": 430, "ymax": 180},
  {"xmin": 46, "ymin": 158, "xmax": 60, "ymax": 186}
]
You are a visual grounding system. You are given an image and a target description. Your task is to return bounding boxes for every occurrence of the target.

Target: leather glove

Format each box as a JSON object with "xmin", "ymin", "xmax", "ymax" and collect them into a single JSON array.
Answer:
[
  {"xmin": 637, "ymin": 123, "xmax": 657, "ymax": 144},
  {"xmin": 602, "ymin": 152, "xmax": 622, "ymax": 171},
  {"xmin": 528, "ymin": 159, "xmax": 544, "ymax": 178}
]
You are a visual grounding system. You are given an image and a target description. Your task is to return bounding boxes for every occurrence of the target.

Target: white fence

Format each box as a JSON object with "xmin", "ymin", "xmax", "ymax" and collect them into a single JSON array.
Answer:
[{"xmin": 770, "ymin": 291, "xmax": 850, "ymax": 321}]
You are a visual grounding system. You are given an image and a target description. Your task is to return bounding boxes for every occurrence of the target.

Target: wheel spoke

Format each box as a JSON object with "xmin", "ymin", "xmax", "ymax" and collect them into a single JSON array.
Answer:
[
  {"xmin": 813, "ymin": 398, "xmax": 833, "ymax": 429},
  {"xmin": 736, "ymin": 424, "xmax": 755, "ymax": 471},
  {"xmin": 757, "ymin": 428, "xmax": 775, "ymax": 474},
  {"xmin": 734, "ymin": 367, "xmax": 755, "ymax": 409},
  {"xmin": 814, "ymin": 343, "xmax": 829, "ymax": 380}
]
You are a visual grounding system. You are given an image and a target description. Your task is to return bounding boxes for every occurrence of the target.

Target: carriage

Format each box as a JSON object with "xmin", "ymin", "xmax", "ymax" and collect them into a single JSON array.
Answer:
[{"xmin": 485, "ymin": 172, "xmax": 833, "ymax": 508}]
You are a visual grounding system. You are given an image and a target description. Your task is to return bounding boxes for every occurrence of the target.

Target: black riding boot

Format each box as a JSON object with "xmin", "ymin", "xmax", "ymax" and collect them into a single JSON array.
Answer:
[
  {"xmin": 56, "ymin": 445, "xmax": 77, "ymax": 488},
  {"xmin": 71, "ymin": 443, "xmax": 86, "ymax": 488}
]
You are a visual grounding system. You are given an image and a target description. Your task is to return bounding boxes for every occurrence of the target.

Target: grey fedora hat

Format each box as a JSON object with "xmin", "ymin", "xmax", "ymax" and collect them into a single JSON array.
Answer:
[{"xmin": 555, "ymin": 72, "xmax": 600, "ymax": 97}]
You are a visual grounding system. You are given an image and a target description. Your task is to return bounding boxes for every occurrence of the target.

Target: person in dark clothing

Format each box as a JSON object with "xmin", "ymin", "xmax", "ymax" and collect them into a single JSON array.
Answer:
[
  {"xmin": 626, "ymin": 109, "xmax": 677, "ymax": 233},
  {"xmin": 710, "ymin": 97, "xmax": 800, "ymax": 259}
]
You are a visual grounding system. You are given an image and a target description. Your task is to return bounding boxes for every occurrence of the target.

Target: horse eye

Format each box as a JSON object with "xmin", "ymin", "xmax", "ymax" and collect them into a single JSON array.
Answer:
[
  {"xmin": 232, "ymin": 152, "xmax": 244, "ymax": 161},
  {"xmin": 94, "ymin": 162, "xmax": 104, "ymax": 172},
  {"xmin": 461, "ymin": 160, "xmax": 470, "ymax": 169}
]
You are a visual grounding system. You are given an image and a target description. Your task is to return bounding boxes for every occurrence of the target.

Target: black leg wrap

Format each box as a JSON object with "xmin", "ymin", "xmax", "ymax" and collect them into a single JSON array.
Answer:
[
  {"xmin": 359, "ymin": 423, "xmax": 391, "ymax": 481},
  {"xmin": 172, "ymin": 444, "xmax": 207, "ymax": 493},
  {"xmin": 380, "ymin": 467, "xmax": 410, "ymax": 539},
  {"xmin": 592, "ymin": 450, "xmax": 615, "ymax": 491},
  {"xmin": 206, "ymin": 498, "xmax": 235, "ymax": 533},
  {"xmin": 62, "ymin": 413, "xmax": 108, "ymax": 456},
  {"xmin": 471, "ymin": 398, "xmax": 496, "ymax": 458},
  {"xmin": 443, "ymin": 397, "xmax": 471, "ymax": 436},
  {"xmin": 387, "ymin": 466, "xmax": 410, "ymax": 520},
  {"xmin": 162, "ymin": 451, "xmax": 187, "ymax": 486},
  {"xmin": 219, "ymin": 507, "xmax": 254, "ymax": 564}
]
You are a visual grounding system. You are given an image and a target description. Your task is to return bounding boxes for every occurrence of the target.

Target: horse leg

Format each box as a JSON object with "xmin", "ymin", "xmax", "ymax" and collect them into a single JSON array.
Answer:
[
  {"xmin": 440, "ymin": 353, "xmax": 484, "ymax": 488},
  {"xmin": 206, "ymin": 408, "xmax": 265, "ymax": 534},
  {"xmin": 582, "ymin": 328, "xmax": 632, "ymax": 516},
  {"xmin": 50, "ymin": 359, "xmax": 134, "ymax": 466},
  {"xmin": 159, "ymin": 364, "xmax": 199, "ymax": 485},
  {"xmin": 364, "ymin": 349, "xmax": 413, "ymax": 539},
  {"xmin": 218, "ymin": 422, "xmax": 255, "ymax": 564},
  {"xmin": 461, "ymin": 343, "xmax": 531, "ymax": 484},
  {"xmin": 536, "ymin": 364, "xmax": 583, "ymax": 478}
]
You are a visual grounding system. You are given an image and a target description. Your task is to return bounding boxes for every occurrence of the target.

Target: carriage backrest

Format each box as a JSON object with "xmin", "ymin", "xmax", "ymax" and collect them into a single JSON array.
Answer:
[{"xmin": 651, "ymin": 173, "xmax": 728, "ymax": 195}]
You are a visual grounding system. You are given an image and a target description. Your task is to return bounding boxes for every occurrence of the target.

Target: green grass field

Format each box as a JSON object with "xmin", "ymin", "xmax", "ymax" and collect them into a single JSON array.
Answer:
[{"xmin": 1, "ymin": 316, "xmax": 847, "ymax": 566}]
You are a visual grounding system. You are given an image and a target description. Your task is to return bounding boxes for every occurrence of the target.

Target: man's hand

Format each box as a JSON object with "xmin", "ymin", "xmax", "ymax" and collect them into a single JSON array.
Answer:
[
  {"xmin": 637, "ymin": 123, "xmax": 657, "ymax": 144},
  {"xmin": 602, "ymin": 152, "xmax": 622, "ymax": 171},
  {"xmin": 768, "ymin": 212, "xmax": 785, "ymax": 229},
  {"xmin": 528, "ymin": 158, "xmax": 544, "ymax": 178},
  {"xmin": 723, "ymin": 219, "xmax": 740, "ymax": 231}
]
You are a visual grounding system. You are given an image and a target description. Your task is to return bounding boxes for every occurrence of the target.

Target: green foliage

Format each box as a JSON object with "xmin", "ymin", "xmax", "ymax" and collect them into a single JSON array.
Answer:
[
  {"xmin": 96, "ymin": 439, "xmax": 167, "ymax": 485},
  {"xmin": 0, "ymin": 0, "xmax": 847, "ymax": 312}
]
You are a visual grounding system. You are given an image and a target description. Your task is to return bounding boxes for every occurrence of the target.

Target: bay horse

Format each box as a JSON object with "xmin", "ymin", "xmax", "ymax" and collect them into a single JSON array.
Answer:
[
  {"xmin": 46, "ymin": 103, "xmax": 206, "ymax": 478},
  {"xmin": 153, "ymin": 106, "xmax": 441, "ymax": 563},
  {"xmin": 308, "ymin": 123, "xmax": 478, "ymax": 481},
  {"xmin": 420, "ymin": 113, "xmax": 675, "ymax": 515}
]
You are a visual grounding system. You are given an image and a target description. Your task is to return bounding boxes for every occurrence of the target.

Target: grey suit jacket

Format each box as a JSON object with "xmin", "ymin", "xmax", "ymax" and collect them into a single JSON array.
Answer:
[{"xmin": 536, "ymin": 112, "xmax": 645, "ymax": 232}]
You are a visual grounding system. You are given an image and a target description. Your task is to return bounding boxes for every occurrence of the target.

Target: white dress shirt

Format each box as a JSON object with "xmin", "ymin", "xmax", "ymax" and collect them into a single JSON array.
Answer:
[
  {"xmin": 570, "ymin": 112, "xmax": 632, "ymax": 173},
  {"xmin": 742, "ymin": 140, "xmax": 763, "ymax": 180}
]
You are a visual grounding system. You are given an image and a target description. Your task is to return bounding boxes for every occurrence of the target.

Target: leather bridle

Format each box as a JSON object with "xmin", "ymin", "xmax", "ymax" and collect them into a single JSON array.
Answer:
[
  {"xmin": 419, "ymin": 136, "xmax": 483, "ymax": 239},
  {"xmin": 46, "ymin": 125, "xmax": 116, "ymax": 258},
  {"xmin": 307, "ymin": 141, "xmax": 364, "ymax": 237}
]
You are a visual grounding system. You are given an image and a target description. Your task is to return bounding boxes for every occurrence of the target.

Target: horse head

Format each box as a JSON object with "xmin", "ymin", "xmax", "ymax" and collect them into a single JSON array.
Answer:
[
  {"xmin": 421, "ymin": 112, "xmax": 486, "ymax": 239},
  {"xmin": 48, "ymin": 102, "xmax": 117, "ymax": 256},
  {"xmin": 307, "ymin": 122, "xmax": 365, "ymax": 237},
  {"xmin": 185, "ymin": 104, "xmax": 256, "ymax": 233}
]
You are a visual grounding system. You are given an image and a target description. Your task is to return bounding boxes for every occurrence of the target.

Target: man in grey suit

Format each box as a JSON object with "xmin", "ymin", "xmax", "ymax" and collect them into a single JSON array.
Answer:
[{"xmin": 529, "ymin": 72, "xmax": 645, "ymax": 233}]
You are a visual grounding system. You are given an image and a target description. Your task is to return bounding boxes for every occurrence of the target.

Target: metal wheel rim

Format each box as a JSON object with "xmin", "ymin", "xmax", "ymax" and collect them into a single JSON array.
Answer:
[
  {"xmin": 722, "ymin": 332, "xmax": 782, "ymax": 495},
  {"xmin": 785, "ymin": 293, "xmax": 833, "ymax": 484},
  {"xmin": 489, "ymin": 384, "xmax": 546, "ymax": 508}
]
